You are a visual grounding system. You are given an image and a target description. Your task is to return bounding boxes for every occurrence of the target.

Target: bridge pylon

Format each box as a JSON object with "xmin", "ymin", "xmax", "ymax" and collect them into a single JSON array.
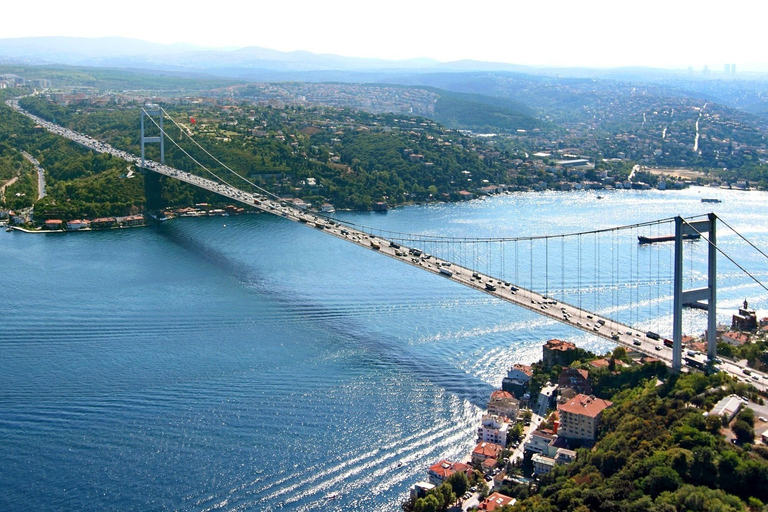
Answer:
[
  {"xmin": 672, "ymin": 213, "xmax": 717, "ymax": 372},
  {"xmin": 140, "ymin": 104, "xmax": 164, "ymax": 167}
]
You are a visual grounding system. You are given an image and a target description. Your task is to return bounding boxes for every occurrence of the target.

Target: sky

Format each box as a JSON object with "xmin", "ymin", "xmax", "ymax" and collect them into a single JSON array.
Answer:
[{"xmin": 4, "ymin": 0, "xmax": 767, "ymax": 70}]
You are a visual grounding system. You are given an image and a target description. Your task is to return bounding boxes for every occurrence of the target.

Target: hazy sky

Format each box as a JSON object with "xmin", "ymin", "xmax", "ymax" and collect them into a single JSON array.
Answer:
[{"xmin": 4, "ymin": 0, "xmax": 766, "ymax": 69}]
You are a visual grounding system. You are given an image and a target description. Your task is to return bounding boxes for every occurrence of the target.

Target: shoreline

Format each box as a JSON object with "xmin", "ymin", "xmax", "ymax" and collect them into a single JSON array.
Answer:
[{"xmin": 7, "ymin": 223, "xmax": 149, "ymax": 234}]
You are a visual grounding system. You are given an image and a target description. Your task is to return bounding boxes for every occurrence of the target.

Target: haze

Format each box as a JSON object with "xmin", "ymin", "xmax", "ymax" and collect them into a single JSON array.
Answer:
[{"xmin": 4, "ymin": 0, "xmax": 767, "ymax": 70}]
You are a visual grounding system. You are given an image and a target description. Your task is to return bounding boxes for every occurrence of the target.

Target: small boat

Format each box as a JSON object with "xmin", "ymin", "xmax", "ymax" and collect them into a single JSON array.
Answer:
[
  {"xmin": 325, "ymin": 493, "xmax": 340, "ymax": 500},
  {"xmin": 701, "ymin": 198, "xmax": 721, "ymax": 203}
]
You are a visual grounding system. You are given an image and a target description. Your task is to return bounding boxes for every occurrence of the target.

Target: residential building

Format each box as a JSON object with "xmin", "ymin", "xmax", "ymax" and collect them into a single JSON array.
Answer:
[
  {"xmin": 722, "ymin": 331, "xmax": 749, "ymax": 346},
  {"xmin": 120, "ymin": 215, "xmax": 145, "ymax": 227},
  {"xmin": 557, "ymin": 394, "xmax": 613, "ymax": 441},
  {"xmin": 478, "ymin": 492, "xmax": 516, "ymax": 511},
  {"xmin": 558, "ymin": 367, "xmax": 592, "ymax": 395},
  {"xmin": 409, "ymin": 481, "xmax": 434, "ymax": 500},
  {"xmin": 532, "ymin": 453, "xmax": 556, "ymax": 475},
  {"xmin": 524, "ymin": 430, "xmax": 555, "ymax": 455},
  {"xmin": 502, "ymin": 364, "xmax": 533, "ymax": 398},
  {"xmin": 427, "ymin": 460, "xmax": 472, "ymax": 486},
  {"xmin": 487, "ymin": 390, "xmax": 519, "ymax": 421},
  {"xmin": 471, "ymin": 441, "xmax": 502, "ymax": 466},
  {"xmin": 66, "ymin": 219, "xmax": 90, "ymax": 231},
  {"xmin": 477, "ymin": 414, "xmax": 510, "ymax": 446},
  {"xmin": 543, "ymin": 339, "xmax": 578, "ymax": 368},
  {"xmin": 91, "ymin": 217, "xmax": 117, "ymax": 229},
  {"xmin": 532, "ymin": 447, "xmax": 577, "ymax": 475},
  {"xmin": 43, "ymin": 219, "xmax": 63, "ymax": 230},
  {"xmin": 554, "ymin": 447, "xmax": 577, "ymax": 465}
]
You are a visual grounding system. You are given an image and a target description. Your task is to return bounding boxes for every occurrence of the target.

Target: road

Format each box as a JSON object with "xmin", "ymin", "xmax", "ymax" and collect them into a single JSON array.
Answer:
[
  {"xmin": 21, "ymin": 151, "xmax": 46, "ymax": 200},
  {"xmin": 8, "ymin": 95, "xmax": 768, "ymax": 392}
]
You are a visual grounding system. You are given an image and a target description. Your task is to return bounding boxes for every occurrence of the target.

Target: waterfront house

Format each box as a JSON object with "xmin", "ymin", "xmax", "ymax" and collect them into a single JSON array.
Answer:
[
  {"xmin": 66, "ymin": 219, "xmax": 90, "ymax": 230},
  {"xmin": 502, "ymin": 364, "xmax": 533, "ymax": 398},
  {"xmin": 471, "ymin": 441, "xmax": 502, "ymax": 466},
  {"xmin": 543, "ymin": 339, "xmax": 578, "ymax": 368},
  {"xmin": 91, "ymin": 217, "xmax": 117, "ymax": 229},
  {"xmin": 487, "ymin": 390, "xmax": 519, "ymax": 421},
  {"xmin": 426, "ymin": 460, "xmax": 472, "ymax": 486},
  {"xmin": 477, "ymin": 415, "xmax": 510, "ymax": 446},
  {"xmin": 44, "ymin": 219, "xmax": 63, "ymax": 230},
  {"xmin": 121, "ymin": 215, "xmax": 145, "ymax": 227}
]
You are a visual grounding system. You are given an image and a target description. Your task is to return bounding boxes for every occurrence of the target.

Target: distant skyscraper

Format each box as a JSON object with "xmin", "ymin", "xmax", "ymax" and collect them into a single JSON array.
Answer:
[{"xmin": 724, "ymin": 64, "xmax": 731, "ymax": 75}]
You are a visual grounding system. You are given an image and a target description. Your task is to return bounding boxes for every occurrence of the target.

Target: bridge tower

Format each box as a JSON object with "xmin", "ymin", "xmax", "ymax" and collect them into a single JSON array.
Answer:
[
  {"xmin": 672, "ymin": 213, "xmax": 717, "ymax": 372},
  {"xmin": 140, "ymin": 104, "xmax": 164, "ymax": 167}
]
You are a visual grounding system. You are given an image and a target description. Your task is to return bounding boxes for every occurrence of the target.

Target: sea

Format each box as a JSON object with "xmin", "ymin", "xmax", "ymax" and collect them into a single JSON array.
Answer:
[{"xmin": 1, "ymin": 186, "xmax": 767, "ymax": 511}]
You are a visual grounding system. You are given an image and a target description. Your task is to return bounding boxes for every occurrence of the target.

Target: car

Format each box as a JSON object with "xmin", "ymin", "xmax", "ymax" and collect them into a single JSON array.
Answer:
[
  {"xmin": 759, "ymin": 416, "xmax": 768, "ymax": 422},
  {"xmin": 752, "ymin": 375, "xmax": 760, "ymax": 381},
  {"xmin": 655, "ymin": 346, "xmax": 662, "ymax": 351},
  {"xmin": 470, "ymin": 486, "xmax": 477, "ymax": 493},
  {"xmin": 633, "ymin": 339, "xmax": 642, "ymax": 346}
]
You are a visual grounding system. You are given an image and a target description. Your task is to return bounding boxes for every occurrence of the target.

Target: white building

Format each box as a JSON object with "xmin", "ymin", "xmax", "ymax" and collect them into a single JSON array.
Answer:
[{"xmin": 477, "ymin": 414, "xmax": 510, "ymax": 447}]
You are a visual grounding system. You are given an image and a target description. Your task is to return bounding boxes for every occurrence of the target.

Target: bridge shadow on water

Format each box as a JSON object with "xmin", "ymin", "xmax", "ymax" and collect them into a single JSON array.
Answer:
[{"xmin": 156, "ymin": 222, "xmax": 496, "ymax": 410}]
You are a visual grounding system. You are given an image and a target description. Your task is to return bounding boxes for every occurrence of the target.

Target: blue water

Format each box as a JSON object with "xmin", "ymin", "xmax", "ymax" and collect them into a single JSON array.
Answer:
[{"xmin": 1, "ymin": 187, "xmax": 767, "ymax": 511}]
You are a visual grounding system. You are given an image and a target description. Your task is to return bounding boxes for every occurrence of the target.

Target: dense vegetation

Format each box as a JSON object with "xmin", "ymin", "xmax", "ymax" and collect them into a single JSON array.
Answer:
[
  {"xmin": 429, "ymin": 89, "xmax": 543, "ymax": 133},
  {"xmin": 498, "ymin": 364, "xmax": 768, "ymax": 511},
  {"xmin": 18, "ymin": 95, "xmax": 518, "ymax": 211},
  {"xmin": 0, "ymin": 90, "xmax": 147, "ymax": 218}
]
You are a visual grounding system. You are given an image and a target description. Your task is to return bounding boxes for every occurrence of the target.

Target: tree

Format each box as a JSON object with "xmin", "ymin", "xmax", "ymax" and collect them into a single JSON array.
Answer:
[
  {"xmin": 643, "ymin": 466, "xmax": 682, "ymax": 497},
  {"xmin": 446, "ymin": 471, "xmax": 469, "ymax": 497},
  {"xmin": 414, "ymin": 494, "xmax": 439, "ymax": 512},
  {"xmin": 732, "ymin": 420, "xmax": 755, "ymax": 444}
]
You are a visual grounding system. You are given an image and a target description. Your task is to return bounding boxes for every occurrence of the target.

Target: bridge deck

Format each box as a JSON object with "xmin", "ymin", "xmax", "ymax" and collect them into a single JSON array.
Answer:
[{"xmin": 2, "ymin": 97, "xmax": 696, "ymax": 368}]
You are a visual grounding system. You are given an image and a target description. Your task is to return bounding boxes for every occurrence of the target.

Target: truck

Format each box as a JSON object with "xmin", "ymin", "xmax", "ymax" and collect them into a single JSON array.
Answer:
[
  {"xmin": 646, "ymin": 331, "xmax": 660, "ymax": 340},
  {"xmin": 439, "ymin": 267, "xmax": 453, "ymax": 277}
]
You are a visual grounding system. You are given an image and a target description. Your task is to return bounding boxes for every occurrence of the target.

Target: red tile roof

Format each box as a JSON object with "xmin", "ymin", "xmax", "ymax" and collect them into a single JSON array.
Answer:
[
  {"xmin": 473, "ymin": 441, "xmax": 502, "ymax": 459},
  {"xmin": 512, "ymin": 363, "xmax": 533, "ymax": 376},
  {"xmin": 479, "ymin": 492, "xmax": 516, "ymax": 511},
  {"xmin": 428, "ymin": 460, "xmax": 471, "ymax": 480},
  {"xmin": 490, "ymin": 390, "xmax": 514, "ymax": 400},
  {"xmin": 545, "ymin": 338, "xmax": 577, "ymax": 352},
  {"xmin": 558, "ymin": 394, "xmax": 612, "ymax": 418}
]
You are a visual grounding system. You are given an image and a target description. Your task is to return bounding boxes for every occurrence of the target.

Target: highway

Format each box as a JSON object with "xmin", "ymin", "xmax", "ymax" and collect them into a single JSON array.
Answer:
[{"xmin": 8, "ymin": 96, "xmax": 767, "ymax": 391}]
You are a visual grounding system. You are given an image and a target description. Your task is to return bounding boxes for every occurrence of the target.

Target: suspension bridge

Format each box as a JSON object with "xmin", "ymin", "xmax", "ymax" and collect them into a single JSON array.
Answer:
[{"xmin": 9, "ymin": 97, "xmax": 768, "ymax": 384}]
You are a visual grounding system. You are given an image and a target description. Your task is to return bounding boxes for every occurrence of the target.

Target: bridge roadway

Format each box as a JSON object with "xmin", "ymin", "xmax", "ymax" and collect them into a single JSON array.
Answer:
[{"xmin": 11, "ymin": 96, "xmax": 768, "ymax": 389}]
